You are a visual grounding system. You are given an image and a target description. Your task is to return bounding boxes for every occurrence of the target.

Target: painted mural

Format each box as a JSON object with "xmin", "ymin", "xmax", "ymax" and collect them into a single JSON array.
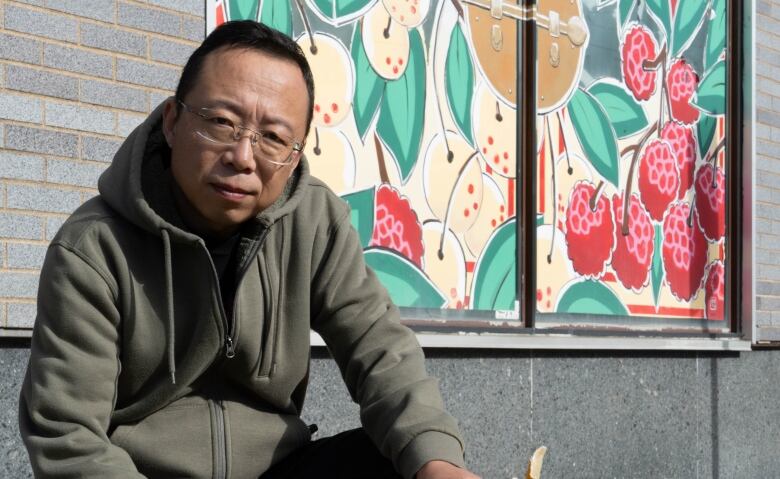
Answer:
[
  {"xmin": 207, "ymin": 0, "xmax": 519, "ymax": 315},
  {"xmin": 535, "ymin": 0, "xmax": 728, "ymax": 326}
]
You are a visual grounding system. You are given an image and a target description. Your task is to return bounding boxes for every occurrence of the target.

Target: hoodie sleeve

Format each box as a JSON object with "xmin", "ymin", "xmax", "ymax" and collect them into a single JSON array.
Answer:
[
  {"xmin": 310, "ymin": 213, "xmax": 465, "ymax": 479},
  {"xmin": 19, "ymin": 243, "xmax": 145, "ymax": 478}
]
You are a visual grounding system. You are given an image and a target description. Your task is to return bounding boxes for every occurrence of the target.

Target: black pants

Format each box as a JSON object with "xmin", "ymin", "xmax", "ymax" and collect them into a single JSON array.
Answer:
[{"xmin": 259, "ymin": 428, "xmax": 403, "ymax": 479}]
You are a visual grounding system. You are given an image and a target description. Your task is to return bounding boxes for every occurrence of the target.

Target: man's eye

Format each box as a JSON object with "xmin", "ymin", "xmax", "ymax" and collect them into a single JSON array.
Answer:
[
  {"xmin": 264, "ymin": 132, "xmax": 286, "ymax": 145},
  {"xmin": 209, "ymin": 116, "xmax": 233, "ymax": 127}
]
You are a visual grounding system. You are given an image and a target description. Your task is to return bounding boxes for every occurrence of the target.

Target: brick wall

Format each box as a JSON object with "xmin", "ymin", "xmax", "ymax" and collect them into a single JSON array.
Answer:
[
  {"xmin": 0, "ymin": 0, "xmax": 203, "ymax": 329},
  {"xmin": 756, "ymin": 0, "xmax": 780, "ymax": 333}
]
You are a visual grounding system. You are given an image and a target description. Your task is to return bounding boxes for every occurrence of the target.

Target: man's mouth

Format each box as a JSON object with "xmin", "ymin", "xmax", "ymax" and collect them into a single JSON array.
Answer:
[{"xmin": 211, "ymin": 183, "xmax": 251, "ymax": 200}]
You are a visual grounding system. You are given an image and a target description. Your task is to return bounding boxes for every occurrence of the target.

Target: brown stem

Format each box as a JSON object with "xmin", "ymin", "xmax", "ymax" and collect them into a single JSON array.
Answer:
[
  {"xmin": 495, "ymin": 101, "xmax": 503, "ymax": 122},
  {"xmin": 589, "ymin": 180, "xmax": 605, "ymax": 212},
  {"xmin": 383, "ymin": 16, "xmax": 392, "ymax": 39},
  {"xmin": 706, "ymin": 137, "xmax": 727, "ymax": 165},
  {"xmin": 556, "ymin": 110, "xmax": 573, "ymax": 174},
  {"xmin": 374, "ymin": 133, "xmax": 390, "ymax": 184},
  {"xmin": 545, "ymin": 116, "xmax": 556, "ymax": 264},
  {"xmin": 313, "ymin": 127, "xmax": 321, "ymax": 155},
  {"xmin": 294, "ymin": 0, "xmax": 317, "ymax": 53},
  {"xmin": 622, "ymin": 121, "xmax": 659, "ymax": 235},
  {"xmin": 687, "ymin": 200, "xmax": 695, "ymax": 228},
  {"xmin": 450, "ymin": 0, "xmax": 465, "ymax": 18},
  {"xmin": 642, "ymin": 43, "xmax": 667, "ymax": 71}
]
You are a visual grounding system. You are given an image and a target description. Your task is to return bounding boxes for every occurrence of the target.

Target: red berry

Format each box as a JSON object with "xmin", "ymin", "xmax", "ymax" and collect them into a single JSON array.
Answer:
[
  {"xmin": 667, "ymin": 59, "xmax": 700, "ymax": 124},
  {"xmin": 662, "ymin": 202, "xmax": 708, "ymax": 302},
  {"xmin": 611, "ymin": 194, "xmax": 655, "ymax": 292},
  {"xmin": 660, "ymin": 122, "xmax": 697, "ymax": 199},
  {"xmin": 694, "ymin": 164, "xmax": 726, "ymax": 242},
  {"xmin": 639, "ymin": 139, "xmax": 679, "ymax": 221},
  {"xmin": 704, "ymin": 260, "xmax": 725, "ymax": 320},
  {"xmin": 621, "ymin": 25, "xmax": 658, "ymax": 101},
  {"xmin": 565, "ymin": 181, "xmax": 615, "ymax": 277},
  {"xmin": 370, "ymin": 184, "xmax": 424, "ymax": 267}
]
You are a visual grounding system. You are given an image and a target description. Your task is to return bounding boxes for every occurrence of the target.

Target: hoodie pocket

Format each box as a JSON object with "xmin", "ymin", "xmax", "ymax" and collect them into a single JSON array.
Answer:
[
  {"xmin": 109, "ymin": 396, "xmax": 213, "ymax": 478},
  {"xmin": 255, "ymin": 249, "xmax": 283, "ymax": 379}
]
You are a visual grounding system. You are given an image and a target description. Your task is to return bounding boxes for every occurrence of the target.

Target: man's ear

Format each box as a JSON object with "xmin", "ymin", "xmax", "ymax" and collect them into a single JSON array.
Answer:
[{"xmin": 161, "ymin": 98, "xmax": 179, "ymax": 147}]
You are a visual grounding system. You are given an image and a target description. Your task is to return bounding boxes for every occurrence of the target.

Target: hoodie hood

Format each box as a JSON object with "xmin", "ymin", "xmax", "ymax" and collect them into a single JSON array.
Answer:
[
  {"xmin": 97, "ymin": 100, "xmax": 311, "ymax": 384},
  {"xmin": 98, "ymin": 100, "xmax": 311, "ymax": 245}
]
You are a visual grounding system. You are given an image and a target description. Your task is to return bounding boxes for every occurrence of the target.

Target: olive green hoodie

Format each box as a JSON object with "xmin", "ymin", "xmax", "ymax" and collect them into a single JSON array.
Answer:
[{"xmin": 19, "ymin": 103, "xmax": 465, "ymax": 479}]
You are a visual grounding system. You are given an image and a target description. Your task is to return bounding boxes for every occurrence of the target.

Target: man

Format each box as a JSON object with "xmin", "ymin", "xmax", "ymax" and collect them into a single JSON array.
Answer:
[{"xmin": 19, "ymin": 20, "xmax": 479, "ymax": 479}]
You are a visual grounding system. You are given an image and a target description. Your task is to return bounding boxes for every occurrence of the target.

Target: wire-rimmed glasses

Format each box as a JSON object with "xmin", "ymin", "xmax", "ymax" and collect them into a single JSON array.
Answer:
[{"xmin": 178, "ymin": 100, "xmax": 303, "ymax": 166}]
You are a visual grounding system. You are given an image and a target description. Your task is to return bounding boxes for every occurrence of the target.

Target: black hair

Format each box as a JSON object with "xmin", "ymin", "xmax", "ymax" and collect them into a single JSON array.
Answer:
[{"xmin": 175, "ymin": 20, "xmax": 315, "ymax": 137}]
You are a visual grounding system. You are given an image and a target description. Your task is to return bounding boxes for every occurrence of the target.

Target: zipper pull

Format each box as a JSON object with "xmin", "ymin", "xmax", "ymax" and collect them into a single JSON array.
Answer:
[{"xmin": 225, "ymin": 335, "xmax": 236, "ymax": 359}]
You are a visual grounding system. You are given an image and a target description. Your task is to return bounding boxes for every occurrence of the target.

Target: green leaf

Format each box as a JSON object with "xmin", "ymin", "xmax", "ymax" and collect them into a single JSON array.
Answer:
[
  {"xmin": 692, "ymin": 60, "xmax": 726, "ymax": 115},
  {"xmin": 651, "ymin": 223, "xmax": 664, "ymax": 306},
  {"xmin": 341, "ymin": 186, "xmax": 376, "ymax": 248},
  {"xmin": 671, "ymin": 0, "xmax": 710, "ymax": 57},
  {"xmin": 646, "ymin": 0, "xmax": 671, "ymax": 41},
  {"xmin": 704, "ymin": 0, "xmax": 727, "ymax": 70},
  {"xmin": 259, "ymin": 0, "xmax": 292, "ymax": 35},
  {"xmin": 696, "ymin": 114, "xmax": 717, "ymax": 160},
  {"xmin": 228, "ymin": 0, "xmax": 258, "ymax": 20},
  {"xmin": 588, "ymin": 79, "xmax": 649, "ymax": 139},
  {"xmin": 312, "ymin": 0, "xmax": 377, "ymax": 26},
  {"xmin": 471, "ymin": 218, "xmax": 517, "ymax": 311},
  {"xmin": 445, "ymin": 23, "xmax": 475, "ymax": 146},
  {"xmin": 618, "ymin": 0, "xmax": 636, "ymax": 30},
  {"xmin": 351, "ymin": 22, "xmax": 386, "ymax": 140},
  {"xmin": 556, "ymin": 280, "xmax": 628, "ymax": 316},
  {"xmin": 364, "ymin": 248, "xmax": 447, "ymax": 308},
  {"xmin": 567, "ymin": 88, "xmax": 620, "ymax": 187},
  {"xmin": 376, "ymin": 28, "xmax": 426, "ymax": 184}
]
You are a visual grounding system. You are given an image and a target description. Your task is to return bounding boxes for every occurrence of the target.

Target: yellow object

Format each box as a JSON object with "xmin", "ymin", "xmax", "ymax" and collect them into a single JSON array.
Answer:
[{"xmin": 525, "ymin": 446, "xmax": 548, "ymax": 479}]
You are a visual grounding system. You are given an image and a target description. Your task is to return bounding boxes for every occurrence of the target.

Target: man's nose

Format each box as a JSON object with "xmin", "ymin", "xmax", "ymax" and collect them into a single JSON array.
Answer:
[{"xmin": 226, "ymin": 134, "xmax": 256, "ymax": 173}]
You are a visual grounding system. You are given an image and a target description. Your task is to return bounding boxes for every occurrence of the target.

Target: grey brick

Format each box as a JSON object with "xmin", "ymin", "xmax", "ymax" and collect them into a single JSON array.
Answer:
[
  {"xmin": 117, "ymin": 112, "xmax": 146, "ymax": 137},
  {"xmin": 758, "ymin": 45, "xmax": 780, "ymax": 67},
  {"xmin": 758, "ymin": 108, "xmax": 780, "ymax": 128},
  {"xmin": 150, "ymin": 37, "xmax": 195, "ymax": 66},
  {"xmin": 180, "ymin": 16, "xmax": 204, "ymax": 42},
  {"xmin": 47, "ymin": 0, "xmax": 116, "ymax": 23},
  {"xmin": 148, "ymin": 0, "xmax": 203, "ymax": 16},
  {"xmin": 7, "ymin": 243, "xmax": 47, "ymax": 269},
  {"xmin": 7, "ymin": 184, "xmax": 82, "ymax": 214},
  {"xmin": 757, "ymin": 201, "xmax": 778, "ymax": 220},
  {"xmin": 772, "ymin": 127, "xmax": 780, "ymax": 144},
  {"xmin": 0, "ymin": 213, "xmax": 43, "ymax": 240},
  {"xmin": 7, "ymin": 302, "xmax": 36, "ymax": 328},
  {"xmin": 45, "ymin": 102, "xmax": 115, "ymax": 135},
  {"xmin": 4, "ymin": 4, "xmax": 77, "ymax": 43},
  {"xmin": 758, "ymin": 77, "xmax": 780, "ymax": 97},
  {"xmin": 13, "ymin": 0, "xmax": 43, "ymax": 5},
  {"xmin": 80, "ymin": 22, "xmax": 147, "ymax": 58},
  {"xmin": 5, "ymin": 124, "xmax": 79, "ymax": 158},
  {"xmin": 47, "ymin": 159, "xmax": 106, "ymax": 188},
  {"xmin": 117, "ymin": 58, "xmax": 179, "ymax": 90},
  {"xmin": 81, "ymin": 136, "xmax": 122, "ymax": 163},
  {"xmin": 45, "ymin": 216, "xmax": 66, "ymax": 240},
  {"xmin": 0, "ymin": 91, "xmax": 42, "ymax": 123},
  {"xmin": 756, "ymin": 280, "xmax": 780, "ymax": 296},
  {"xmin": 81, "ymin": 190, "xmax": 99, "ymax": 203},
  {"xmin": 80, "ymin": 79, "xmax": 148, "ymax": 113},
  {"xmin": 759, "ymin": 0, "xmax": 773, "ymax": 16},
  {"xmin": 756, "ymin": 156, "xmax": 780, "ymax": 176},
  {"xmin": 118, "ymin": 3, "xmax": 181, "ymax": 37},
  {"xmin": 44, "ymin": 44, "xmax": 113, "ymax": 79},
  {"xmin": 0, "ymin": 152, "xmax": 45, "ymax": 181},
  {"xmin": 0, "ymin": 272, "xmax": 39, "ymax": 298},
  {"xmin": 6, "ymin": 64, "xmax": 78, "ymax": 101},
  {"xmin": 757, "ymin": 247, "xmax": 780, "ymax": 265},
  {"xmin": 0, "ymin": 32, "xmax": 42, "ymax": 64},
  {"xmin": 150, "ymin": 92, "xmax": 172, "ymax": 110},
  {"xmin": 759, "ymin": 262, "xmax": 780, "ymax": 282},
  {"xmin": 757, "ymin": 123, "xmax": 771, "ymax": 140},
  {"xmin": 757, "ymin": 295, "xmax": 780, "ymax": 311}
]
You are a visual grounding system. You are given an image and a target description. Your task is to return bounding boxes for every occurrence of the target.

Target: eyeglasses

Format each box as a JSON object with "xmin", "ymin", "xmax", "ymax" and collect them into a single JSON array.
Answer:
[{"xmin": 178, "ymin": 100, "xmax": 303, "ymax": 166}]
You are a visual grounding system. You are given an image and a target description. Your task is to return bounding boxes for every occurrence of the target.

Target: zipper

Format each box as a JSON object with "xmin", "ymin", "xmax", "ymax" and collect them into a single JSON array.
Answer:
[
  {"xmin": 201, "ymin": 228, "xmax": 270, "ymax": 360},
  {"xmin": 210, "ymin": 399, "xmax": 228, "ymax": 479}
]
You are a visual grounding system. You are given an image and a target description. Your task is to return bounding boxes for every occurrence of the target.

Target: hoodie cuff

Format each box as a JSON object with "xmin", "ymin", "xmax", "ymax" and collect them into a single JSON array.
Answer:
[{"xmin": 397, "ymin": 431, "xmax": 465, "ymax": 479}]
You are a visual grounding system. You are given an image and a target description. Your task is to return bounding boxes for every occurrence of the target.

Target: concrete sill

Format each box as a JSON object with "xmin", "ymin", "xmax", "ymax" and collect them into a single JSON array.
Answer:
[{"xmin": 311, "ymin": 332, "xmax": 752, "ymax": 351}]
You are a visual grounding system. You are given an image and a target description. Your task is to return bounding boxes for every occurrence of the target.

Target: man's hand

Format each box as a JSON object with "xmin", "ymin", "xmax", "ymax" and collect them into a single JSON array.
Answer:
[{"xmin": 416, "ymin": 460, "xmax": 481, "ymax": 479}]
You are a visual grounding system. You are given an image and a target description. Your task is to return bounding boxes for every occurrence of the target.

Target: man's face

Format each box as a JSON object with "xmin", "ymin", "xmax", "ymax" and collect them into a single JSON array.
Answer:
[{"xmin": 162, "ymin": 47, "xmax": 309, "ymax": 238}]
